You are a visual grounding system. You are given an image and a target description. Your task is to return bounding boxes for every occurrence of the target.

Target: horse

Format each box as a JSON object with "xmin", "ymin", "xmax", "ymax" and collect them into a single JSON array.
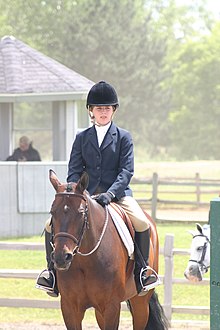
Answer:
[
  {"xmin": 48, "ymin": 169, "xmax": 168, "ymax": 330},
  {"xmin": 184, "ymin": 223, "xmax": 210, "ymax": 282}
]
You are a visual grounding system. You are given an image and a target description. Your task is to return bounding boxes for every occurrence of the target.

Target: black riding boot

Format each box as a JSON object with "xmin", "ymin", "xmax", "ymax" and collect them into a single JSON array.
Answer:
[
  {"xmin": 36, "ymin": 230, "xmax": 59, "ymax": 297},
  {"xmin": 134, "ymin": 228, "xmax": 160, "ymax": 296}
]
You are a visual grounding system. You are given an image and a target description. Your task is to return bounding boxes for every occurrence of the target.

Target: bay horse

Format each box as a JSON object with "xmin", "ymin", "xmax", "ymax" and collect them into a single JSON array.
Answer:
[{"xmin": 49, "ymin": 169, "xmax": 168, "ymax": 330}]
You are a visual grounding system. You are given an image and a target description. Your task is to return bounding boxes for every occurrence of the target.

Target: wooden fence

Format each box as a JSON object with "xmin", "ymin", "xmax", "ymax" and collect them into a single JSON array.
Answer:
[
  {"xmin": 1, "ymin": 160, "xmax": 218, "ymax": 237},
  {"xmin": 0, "ymin": 234, "xmax": 209, "ymax": 324},
  {"xmin": 132, "ymin": 172, "xmax": 220, "ymax": 220}
]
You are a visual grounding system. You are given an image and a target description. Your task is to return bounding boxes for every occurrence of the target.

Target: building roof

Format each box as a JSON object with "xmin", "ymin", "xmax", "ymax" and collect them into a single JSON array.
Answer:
[{"xmin": 0, "ymin": 36, "xmax": 94, "ymax": 100}]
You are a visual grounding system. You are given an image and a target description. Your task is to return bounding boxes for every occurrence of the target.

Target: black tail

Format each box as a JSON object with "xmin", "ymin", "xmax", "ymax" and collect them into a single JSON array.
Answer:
[{"xmin": 145, "ymin": 291, "xmax": 169, "ymax": 330}]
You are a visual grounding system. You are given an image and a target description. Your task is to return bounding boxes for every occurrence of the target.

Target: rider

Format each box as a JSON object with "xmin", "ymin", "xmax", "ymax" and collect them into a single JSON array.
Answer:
[{"xmin": 36, "ymin": 81, "xmax": 160, "ymax": 297}]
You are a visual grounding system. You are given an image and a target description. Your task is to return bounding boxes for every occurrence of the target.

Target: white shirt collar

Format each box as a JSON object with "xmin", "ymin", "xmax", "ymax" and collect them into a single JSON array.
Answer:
[{"xmin": 95, "ymin": 122, "xmax": 111, "ymax": 147}]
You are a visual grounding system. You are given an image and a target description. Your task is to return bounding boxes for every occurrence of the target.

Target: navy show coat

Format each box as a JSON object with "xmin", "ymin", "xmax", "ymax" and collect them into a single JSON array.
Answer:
[{"xmin": 67, "ymin": 122, "xmax": 134, "ymax": 200}]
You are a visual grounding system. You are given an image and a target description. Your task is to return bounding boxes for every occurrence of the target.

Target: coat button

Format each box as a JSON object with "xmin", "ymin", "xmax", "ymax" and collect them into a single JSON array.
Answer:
[{"xmin": 97, "ymin": 166, "xmax": 100, "ymax": 170}]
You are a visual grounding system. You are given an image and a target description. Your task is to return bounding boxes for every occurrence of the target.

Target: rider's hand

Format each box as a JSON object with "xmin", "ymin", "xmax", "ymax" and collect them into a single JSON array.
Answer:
[{"xmin": 95, "ymin": 192, "xmax": 114, "ymax": 207}]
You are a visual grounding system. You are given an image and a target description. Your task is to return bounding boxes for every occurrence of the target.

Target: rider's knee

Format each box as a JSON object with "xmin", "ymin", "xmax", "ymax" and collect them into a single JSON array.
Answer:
[{"xmin": 45, "ymin": 217, "xmax": 52, "ymax": 233}]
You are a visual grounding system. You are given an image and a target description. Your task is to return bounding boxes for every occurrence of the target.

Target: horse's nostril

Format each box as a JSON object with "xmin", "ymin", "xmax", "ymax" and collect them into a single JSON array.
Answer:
[{"xmin": 65, "ymin": 253, "xmax": 73, "ymax": 263}]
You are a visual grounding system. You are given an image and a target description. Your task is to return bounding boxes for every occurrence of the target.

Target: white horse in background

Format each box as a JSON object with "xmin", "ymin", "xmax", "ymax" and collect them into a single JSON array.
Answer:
[{"xmin": 184, "ymin": 223, "xmax": 210, "ymax": 282}]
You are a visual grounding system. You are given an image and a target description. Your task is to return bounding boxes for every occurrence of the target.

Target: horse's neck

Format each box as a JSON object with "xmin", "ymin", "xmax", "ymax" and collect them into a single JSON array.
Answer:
[{"xmin": 83, "ymin": 196, "xmax": 106, "ymax": 241}]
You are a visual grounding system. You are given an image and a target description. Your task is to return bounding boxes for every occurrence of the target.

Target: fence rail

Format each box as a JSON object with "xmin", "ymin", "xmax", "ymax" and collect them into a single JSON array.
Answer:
[
  {"xmin": 132, "ymin": 173, "xmax": 220, "ymax": 220},
  {"xmin": 0, "ymin": 235, "xmax": 209, "ymax": 324},
  {"xmin": 0, "ymin": 161, "xmax": 218, "ymax": 237}
]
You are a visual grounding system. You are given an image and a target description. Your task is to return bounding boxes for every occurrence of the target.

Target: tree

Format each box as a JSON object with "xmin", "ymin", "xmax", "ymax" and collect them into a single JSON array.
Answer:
[
  {"xmin": 0, "ymin": 0, "xmax": 171, "ymax": 157},
  {"xmin": 168, "ymin": 22, "xmax": 220, "ymax": 159},
  {"xmin": 0, "ymin": 0, "xmax": 217, "ymax": 159}
]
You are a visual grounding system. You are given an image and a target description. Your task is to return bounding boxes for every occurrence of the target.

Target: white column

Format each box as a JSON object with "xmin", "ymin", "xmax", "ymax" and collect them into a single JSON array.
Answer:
[
  {"xmin": 0, "ymin": 103, "xmax": 13, "ymax": 160},
  {"xmin": 66, "ymin": 101, "xmax": 77, "ymax": 161}
]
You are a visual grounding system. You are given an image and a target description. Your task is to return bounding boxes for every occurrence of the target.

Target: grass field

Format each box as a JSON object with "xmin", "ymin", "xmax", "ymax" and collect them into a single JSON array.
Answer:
[{"xmin": 0, "ymin": 222, "xmax": 210, "ymax": 324}]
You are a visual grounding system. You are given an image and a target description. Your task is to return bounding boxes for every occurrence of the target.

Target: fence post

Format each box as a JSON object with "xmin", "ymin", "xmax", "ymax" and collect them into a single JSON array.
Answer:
[
  {"xmin": 163, "ymin": 233, "xmax": 174, "ymax": 324},
  {"xmin": 210, "ymin": 197, "xmax": 220, "ymax": 330},
  {"xmin": 151, "ymin": 172, "xmax": 158, "ymax": 221}
]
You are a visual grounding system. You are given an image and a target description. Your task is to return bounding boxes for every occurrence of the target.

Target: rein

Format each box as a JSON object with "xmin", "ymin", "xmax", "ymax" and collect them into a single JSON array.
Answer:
[
  {"xmin": 77, "ymin": 205, "xmax": 109, "ymax": 256},
  {"xmin": 52, "ymin": 192, "xmax": 109, "ymax": 257},
  {"xmin": 189, "ymin": 234, "xmax": 210, "ymax": 272}
]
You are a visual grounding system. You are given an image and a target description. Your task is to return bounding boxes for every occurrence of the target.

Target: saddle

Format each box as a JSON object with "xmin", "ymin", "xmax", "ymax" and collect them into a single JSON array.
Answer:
[{"xmin": 108, "ymin": 203, "xmax": 135, "ymax": 257}]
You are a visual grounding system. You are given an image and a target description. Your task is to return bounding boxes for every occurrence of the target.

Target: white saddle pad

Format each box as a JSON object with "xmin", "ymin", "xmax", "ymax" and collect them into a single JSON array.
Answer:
[{"xmin": 108, "ymin": 205, "xmax": 134, "ymax": 257}]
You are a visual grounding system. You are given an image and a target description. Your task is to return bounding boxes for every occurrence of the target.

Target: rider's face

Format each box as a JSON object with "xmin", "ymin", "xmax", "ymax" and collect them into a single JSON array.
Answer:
[{"xmin": 91, "ymin": 106, "xmax": 114, "ymax": 126}]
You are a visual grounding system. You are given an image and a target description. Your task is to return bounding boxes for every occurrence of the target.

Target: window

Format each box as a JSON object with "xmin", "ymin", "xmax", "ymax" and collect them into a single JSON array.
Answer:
[{"xmin": 13, "ymin": 102, "xmax": 52, "ymax": 160}]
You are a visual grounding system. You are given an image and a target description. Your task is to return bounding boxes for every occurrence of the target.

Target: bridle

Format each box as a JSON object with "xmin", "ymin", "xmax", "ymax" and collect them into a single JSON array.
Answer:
[
  {"xmin": 51, "ymin": 192, "xmax": 109, "ymax": 257},
  {"xmin": 189, "ymin": 233, "xmax": 210, "ymax": 273}
]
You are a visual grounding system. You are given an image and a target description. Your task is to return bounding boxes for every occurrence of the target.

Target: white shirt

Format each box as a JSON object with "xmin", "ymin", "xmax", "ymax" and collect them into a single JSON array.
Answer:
[{"xmin": 95, "ymin": 122, "xmax": 111, "ymax": 147}]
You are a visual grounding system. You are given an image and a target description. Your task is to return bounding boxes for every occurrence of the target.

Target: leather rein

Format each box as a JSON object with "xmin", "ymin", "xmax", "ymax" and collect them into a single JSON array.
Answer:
[
  {"xmin": 52, "ymin": 192, "xmax": 109, "ymax": 257},
  {"xmin": 189, "ymin": 233, "xmax": 210, "ymax": 273}
]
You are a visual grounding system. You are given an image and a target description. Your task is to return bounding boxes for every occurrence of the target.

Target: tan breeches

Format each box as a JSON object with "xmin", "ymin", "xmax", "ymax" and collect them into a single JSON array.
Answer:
[{"xmin": 117, "ymin": 196, "xmax": 149, "ymax": 232}]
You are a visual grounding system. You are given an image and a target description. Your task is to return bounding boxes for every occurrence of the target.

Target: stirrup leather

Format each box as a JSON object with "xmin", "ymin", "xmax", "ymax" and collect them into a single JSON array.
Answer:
[
  {"xmin": 140, "ymin": 265, "xmax": 161, "ymax": 292},
  {"xmin": 35, "ymin": 269, "xmax": 56, "ymax": 293}
]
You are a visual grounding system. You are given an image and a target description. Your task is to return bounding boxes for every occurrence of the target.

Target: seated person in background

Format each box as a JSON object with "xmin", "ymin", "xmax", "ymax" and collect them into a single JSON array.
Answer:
[{"xmin": 6, "ymin": 136, "xmax": 41, "ymax": 161}]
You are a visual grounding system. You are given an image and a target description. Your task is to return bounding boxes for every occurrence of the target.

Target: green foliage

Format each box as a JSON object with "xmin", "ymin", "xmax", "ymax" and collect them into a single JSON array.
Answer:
[
  {"xmin": 167, "ymin": 22, "xmax": 220, "ymax": 159},
  {"xmin": 0, "ymin": 0, "xmax": 218, "ymax": 160},
  {"xmin": 0, "ymin": 0, "xmax": 172, "ymax": 157}
]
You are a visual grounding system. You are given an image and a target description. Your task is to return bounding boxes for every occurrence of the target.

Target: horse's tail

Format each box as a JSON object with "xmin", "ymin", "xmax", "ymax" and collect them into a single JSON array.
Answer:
[{"xmin": 145, "ymin": 291, "xmax": 169, "ymax": 330}]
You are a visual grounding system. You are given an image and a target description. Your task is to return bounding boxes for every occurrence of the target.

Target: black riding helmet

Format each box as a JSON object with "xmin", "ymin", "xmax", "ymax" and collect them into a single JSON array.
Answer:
[{"xmin": 86, "ymin": 81, "xmax": 119, "ymax": 108}]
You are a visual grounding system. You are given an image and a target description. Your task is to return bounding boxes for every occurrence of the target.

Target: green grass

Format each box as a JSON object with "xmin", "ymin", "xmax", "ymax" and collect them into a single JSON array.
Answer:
[{"xmin": 0, "ymin": 222, "xmax": 209, "ymax": 324}]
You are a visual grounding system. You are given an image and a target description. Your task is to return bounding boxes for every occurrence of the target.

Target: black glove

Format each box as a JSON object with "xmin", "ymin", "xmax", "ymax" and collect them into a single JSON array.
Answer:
[{"xmin": 95, "ymin": 192, "xmax": 113, "ymax": 207}]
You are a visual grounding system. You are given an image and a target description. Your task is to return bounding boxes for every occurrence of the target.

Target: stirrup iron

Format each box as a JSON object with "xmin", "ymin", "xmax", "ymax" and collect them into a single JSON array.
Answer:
[
  {"xmin": 35, "ymin": 269, "xmax": 56, "ymax": 293},
  {"xmin": 140, "ymin": 265, "xmax": 161, "ymax": 292}
]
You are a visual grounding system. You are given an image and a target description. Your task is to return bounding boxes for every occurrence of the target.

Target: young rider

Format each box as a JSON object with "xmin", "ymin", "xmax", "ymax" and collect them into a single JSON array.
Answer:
[{"xmin": 36, "ymin": 81, "xmax": 160, "ymax": 297}]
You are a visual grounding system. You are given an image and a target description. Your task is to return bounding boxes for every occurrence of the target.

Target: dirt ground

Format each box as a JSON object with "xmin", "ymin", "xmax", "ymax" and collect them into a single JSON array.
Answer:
[{"xmin": 0, "ymin": 322, "xmax": 210, "ymax": 330}]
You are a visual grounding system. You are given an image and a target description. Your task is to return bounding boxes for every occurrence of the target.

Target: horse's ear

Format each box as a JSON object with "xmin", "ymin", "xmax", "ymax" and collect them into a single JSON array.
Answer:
[
  {"xmin": 76, "ymin": 172, "xmax": 89, "ymax": 193},
  {"xmin": 49, "ymin": 169, "xmax": 62, "ymax": 192},
  {"xmin": 196, "ymin": 223, "xmax": 203, "ymax": 234}
]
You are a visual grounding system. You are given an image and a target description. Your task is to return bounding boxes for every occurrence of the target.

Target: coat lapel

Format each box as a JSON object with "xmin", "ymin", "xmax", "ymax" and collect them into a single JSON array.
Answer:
[{"xmin": 88, "ymin": 126, "xmax": 100, "ymax": 152}]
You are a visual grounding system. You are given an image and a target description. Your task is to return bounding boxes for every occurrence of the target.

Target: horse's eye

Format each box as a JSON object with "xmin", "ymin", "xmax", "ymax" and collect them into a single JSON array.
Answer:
[{"xmin": 197, "ymin": 246, "xmax": 203, "ymax": 251}]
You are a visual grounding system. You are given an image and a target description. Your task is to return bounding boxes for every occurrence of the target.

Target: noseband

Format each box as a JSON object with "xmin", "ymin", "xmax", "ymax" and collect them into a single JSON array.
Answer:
[
  {"xmin": 189, "ymin": 234, "xmax": 210, "ymax": 273},
  {"xmin": 52, "ymin": 192, "xmax": 109, "ymax": 257}
]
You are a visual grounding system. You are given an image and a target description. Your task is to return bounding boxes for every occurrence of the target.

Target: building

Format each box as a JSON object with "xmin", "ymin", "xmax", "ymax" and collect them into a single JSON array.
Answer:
[
  {"xmin": 0, "ymin": 35, "xmax": 94, "ymax": 161},
  {"xmin": 0, "ymin": 36, "xmax": 95, "ymax": 237}
]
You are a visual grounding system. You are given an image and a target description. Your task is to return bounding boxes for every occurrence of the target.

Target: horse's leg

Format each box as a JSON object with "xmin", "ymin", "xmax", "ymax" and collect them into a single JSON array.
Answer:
[
  {"xmin": 103, "ymin": 303, "xmax": 121, "ymax": 330},
  {"xmin": 95, "ymin": 309, "xmax": 104, "ymax": 329},
  {"xmin": 60, "ymin": 298, "xmax": 85, "ymax": 330},
  {"xmin": 95, "ymin": 303, "xmax": 121, "ymax": 330},
  {"xmin": 129, "ymin": 292, "xmax": 152, "ymax": 330}
]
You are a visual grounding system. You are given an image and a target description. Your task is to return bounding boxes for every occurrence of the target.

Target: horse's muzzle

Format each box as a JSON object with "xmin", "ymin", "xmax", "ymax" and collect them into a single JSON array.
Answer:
[
  {"xmin": 184, "ymin": 264, "xmax": 202, "ymax": 282},
  {"xmin": 51, "ymin": 250, "xmax": 73, "ymax": 271}
]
